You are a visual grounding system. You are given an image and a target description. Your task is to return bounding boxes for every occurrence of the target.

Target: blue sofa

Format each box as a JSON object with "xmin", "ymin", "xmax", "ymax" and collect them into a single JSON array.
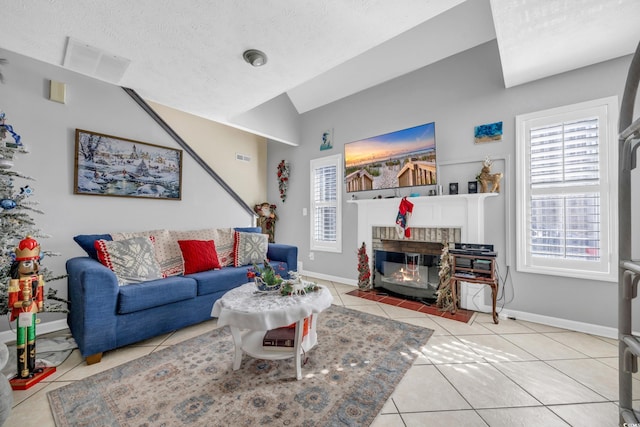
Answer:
[{"xmin": 66, "ymin": 227, "xmax": 297, "ymax": 364}]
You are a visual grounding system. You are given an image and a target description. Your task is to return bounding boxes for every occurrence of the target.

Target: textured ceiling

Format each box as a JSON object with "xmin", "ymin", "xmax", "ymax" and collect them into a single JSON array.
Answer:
[{"xmin": 1, "ymin": 0, "xmax": 639, "ymax": 131}]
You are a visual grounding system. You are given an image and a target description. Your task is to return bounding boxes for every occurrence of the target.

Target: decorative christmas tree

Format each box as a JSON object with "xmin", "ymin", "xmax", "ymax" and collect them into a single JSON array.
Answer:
[
  {"xmin": 0, "ymin": 111, "xmax": 67, "ymax": 316},
  {"xmin": 436, "ymin": 243, "xmax": 454, "ymax": 311},
  {"xmin": 357, "ymin": 242, "xmax": 371, "ymax": 290}
]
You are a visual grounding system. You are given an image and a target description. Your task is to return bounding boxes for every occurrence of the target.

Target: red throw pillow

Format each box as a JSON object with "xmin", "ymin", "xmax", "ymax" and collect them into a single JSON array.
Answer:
[{"xmin": 178, "ymin": 240, "xmax": 221, "ymax": 274}]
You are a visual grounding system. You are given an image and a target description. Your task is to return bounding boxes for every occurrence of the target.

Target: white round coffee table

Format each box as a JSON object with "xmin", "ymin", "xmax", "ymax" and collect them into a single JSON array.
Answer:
[{"xmin": 211, "ymin": 282, "xmax": 333, "ymax": 380}]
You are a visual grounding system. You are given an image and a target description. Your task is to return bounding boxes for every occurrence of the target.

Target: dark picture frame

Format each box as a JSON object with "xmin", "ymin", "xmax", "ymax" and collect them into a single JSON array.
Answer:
[
  {"xmin": 449, "ymin": 183, "xmax": 459, "ymax": 195},
  {"xmin": 74, "ymin": 129, "xmax": 182, "ymax": 200}
]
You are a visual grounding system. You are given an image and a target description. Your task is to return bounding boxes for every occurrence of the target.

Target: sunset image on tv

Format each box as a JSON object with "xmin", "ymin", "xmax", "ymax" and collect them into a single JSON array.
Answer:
[{"xmin": 344, "ymin": 122, "xmax": 436, "ymax": 193}]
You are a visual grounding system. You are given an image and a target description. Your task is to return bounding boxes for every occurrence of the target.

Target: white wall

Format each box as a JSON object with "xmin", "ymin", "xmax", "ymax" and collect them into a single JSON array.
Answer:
[
  {"xmin": 0, "ymin": 48, "xmax": 257, "ymax": 333},
  {"xmin": 268, "ymin": 40, "xmax": 638, "ymax": 331}
]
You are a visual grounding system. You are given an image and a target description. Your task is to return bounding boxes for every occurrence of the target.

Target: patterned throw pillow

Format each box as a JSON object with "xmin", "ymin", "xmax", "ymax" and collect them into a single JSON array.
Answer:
[
  {"xmin": 233, "ymin": 231, "xmax": 268, "ymax": 267},
  {"xmin": 112, "ymin": 229, "xmax": 183, "ymax": 277},
  {"xmin": 213, "ymin": 228, "xmax": 235, "ymax": 267},
  {"xmin": 94, "ymin": 237, "xmax": 163, "ymax": 285},
  {"xmin": 178, "ymin": 240, "xmax": 221, "ymax": 274}
]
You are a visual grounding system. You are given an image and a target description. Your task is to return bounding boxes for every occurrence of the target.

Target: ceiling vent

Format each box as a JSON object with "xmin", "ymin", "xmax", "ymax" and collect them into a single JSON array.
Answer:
[{"xmin": 63, "ymin": 37, "xmax": 131, "ymax": 84}]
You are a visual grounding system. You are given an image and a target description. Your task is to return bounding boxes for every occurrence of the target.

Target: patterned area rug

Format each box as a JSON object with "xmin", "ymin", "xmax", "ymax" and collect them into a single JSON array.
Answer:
[{"xmin": 47, "ymin": 305, "xmax": 433, "ymax": 426}]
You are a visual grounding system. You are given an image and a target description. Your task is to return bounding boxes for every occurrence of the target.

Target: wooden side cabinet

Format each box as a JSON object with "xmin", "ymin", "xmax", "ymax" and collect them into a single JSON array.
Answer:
[{"xmin": 450, "ymin": 253, "xmax": 499, "ymax": 323}]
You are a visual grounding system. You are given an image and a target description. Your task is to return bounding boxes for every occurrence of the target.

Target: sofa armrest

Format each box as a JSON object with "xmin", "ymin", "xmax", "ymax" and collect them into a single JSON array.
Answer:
[
  {"xmin": 66, "ymin": 257, "xmax": 119, "ymax": 358},
  {"xmin": 267, "ymin": 243, "xmax": 298, "ymax": 273}
]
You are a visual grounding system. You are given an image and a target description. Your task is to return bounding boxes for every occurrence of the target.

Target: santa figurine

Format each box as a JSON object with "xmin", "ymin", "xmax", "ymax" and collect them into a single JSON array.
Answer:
[{"xmin": 7, "ymin": 236, "xmax": 45, "ymax": 379}]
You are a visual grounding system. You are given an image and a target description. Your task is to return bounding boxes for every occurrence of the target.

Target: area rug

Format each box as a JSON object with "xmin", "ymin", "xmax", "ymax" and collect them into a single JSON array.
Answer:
[{"xmin": 47, "ymin": 305, "xmax": 433, "ymax": 426}]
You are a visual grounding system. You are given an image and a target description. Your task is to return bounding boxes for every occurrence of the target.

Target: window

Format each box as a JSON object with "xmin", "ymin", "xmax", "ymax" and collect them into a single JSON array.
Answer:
[
  {"xmin": 310, "ymin": 154, "xmax": 342, "ymax": 253},
  {"xmin": 516, "ymin": 96, "xmax": 618, "ymax": 281}
]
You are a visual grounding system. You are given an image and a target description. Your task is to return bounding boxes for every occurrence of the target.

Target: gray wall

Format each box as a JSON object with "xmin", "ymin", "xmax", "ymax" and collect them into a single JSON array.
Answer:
[
  {"xmin": 0, "ymin": 48, "xmax": 254, "ymax": 334},
  {"xmin": 268, "ymin": 40, "xmax": 637, "ymax": 331}
]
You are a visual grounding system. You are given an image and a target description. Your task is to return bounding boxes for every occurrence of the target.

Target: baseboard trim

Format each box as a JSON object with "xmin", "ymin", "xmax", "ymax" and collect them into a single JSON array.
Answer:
[
  {"xmin": 495, "ymin": 307, "xmax": 618, "ymax": 339},
  {"xmin": 1, "ymin": 319, "xmax": 69, "ymax": 344},
  {"xmin": 2, "ymin": 278, "xmax": 618, "ymax": 343},
  {"xmin": 302, "ymin": 269, "xmax": 357, "ymax": 287},
  {"xmin": 302, "ymin": 271, "xmax": 619, "ymax": 340}
]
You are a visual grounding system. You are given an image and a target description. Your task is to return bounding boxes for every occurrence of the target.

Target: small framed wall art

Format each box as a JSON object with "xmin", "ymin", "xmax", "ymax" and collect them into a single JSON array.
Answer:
[
  {"xmin": 320, "ymin": 128, "xmax": 333, "ymax": 151},
  {"xmin": 449, "ymin": 183, "xmax": 458, "ymax": 195},
  {"xmin": 74, "ymin": 129, "xmax": 182, "ymax": 200},
  {"xmin": 474, "ymin": 121, "xmax": 503, "ymax": 144}
]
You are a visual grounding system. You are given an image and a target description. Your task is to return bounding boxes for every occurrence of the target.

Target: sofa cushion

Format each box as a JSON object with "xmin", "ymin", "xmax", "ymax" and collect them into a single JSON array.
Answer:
[
  {"xmin": 233, "ymin": 231, "xmax": 268, "ymax": 267},
  {"xmin": 74, "ymin": 234, "xmax": 112, "ymax": 259},
  {"xmin": 178, "ymin": 240, "xmax": 221, "ymax": 274},
  {"xmin": 213, "ymin": 228, "xmax": 235, "ymax": 267},
  {"xmin": 234, "ymin": 227, "xmax": 262, "ymax": 233},
  {"xmin": 94, "ymin": 237, "xmax": 163, "ymax": 285},
  {"xmin": 112, "ymin": 229, "xmax": 184, "ymax": 277},
  {"xmin": 117, "ymin": 276, "xmax": 197, "ymax": 314},
  {"xmin": 189, "ymin": 266, "xmax": 254, "ymax": 296}
]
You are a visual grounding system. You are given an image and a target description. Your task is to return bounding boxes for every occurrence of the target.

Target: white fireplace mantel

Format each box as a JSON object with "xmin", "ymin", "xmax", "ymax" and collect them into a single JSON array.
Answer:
[{"xmin": 347, "ymin": 193, "xmax": 498, "ymax": 256}]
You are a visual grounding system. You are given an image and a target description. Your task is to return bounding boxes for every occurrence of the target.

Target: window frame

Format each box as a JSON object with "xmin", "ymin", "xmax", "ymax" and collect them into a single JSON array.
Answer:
[
  {"xmin": 515, "ymin": 96, "xmax": 618, "ymax": 282},
  {"xmin": 310, "ymin": 153, "xmax": 342, "ymax": 253}
]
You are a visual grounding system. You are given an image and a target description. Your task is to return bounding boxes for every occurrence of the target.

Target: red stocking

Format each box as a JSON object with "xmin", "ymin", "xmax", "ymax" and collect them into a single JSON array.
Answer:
[{"xmin": 395, "ymin": 197, "xmax": 414, "ymax": 238}]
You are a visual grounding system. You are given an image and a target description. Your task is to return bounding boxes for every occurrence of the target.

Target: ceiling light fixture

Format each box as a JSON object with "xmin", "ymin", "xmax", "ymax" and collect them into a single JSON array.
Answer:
[{"xmin": 243, "ymin": 49, "xmax": 267, "ymax": 67}]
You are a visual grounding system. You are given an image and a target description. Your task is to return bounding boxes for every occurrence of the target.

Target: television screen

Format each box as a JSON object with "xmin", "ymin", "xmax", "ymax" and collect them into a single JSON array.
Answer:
[{"xmin": 344, "ymin": 122, "xmax": 436, "ymax": 193}]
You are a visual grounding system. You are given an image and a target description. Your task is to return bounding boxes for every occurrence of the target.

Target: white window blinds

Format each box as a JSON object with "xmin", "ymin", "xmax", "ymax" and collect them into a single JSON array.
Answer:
[
  {"xmin": 313, "ymin": 165, "xmax": 337, "ymax": 242},
  {"xmin": 529, "ymin": 118, "xmax": 601, "ymax": 261},
  {"xmin": 310, "ymin": 154, "xmax": 342, "ymax": 253},
  {"xmin": 516, "ymin": 96, "xmax": 617, "ymax": 281}
]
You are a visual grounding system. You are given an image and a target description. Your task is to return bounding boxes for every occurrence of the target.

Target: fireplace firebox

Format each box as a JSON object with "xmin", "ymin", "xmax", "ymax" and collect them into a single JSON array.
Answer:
[{"xmin": 373, "ymin": 249, "xmax": 441, "ymax": 301}]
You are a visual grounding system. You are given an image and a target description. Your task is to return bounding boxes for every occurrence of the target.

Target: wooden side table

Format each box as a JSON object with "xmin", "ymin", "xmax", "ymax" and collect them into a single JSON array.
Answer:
[{"xmin": 449, "ymin": 253, "xmax": 499, "ymax": 324}]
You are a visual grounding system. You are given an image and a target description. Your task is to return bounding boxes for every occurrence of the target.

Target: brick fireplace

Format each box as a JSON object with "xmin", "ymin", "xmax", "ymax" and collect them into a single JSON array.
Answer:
[
  {"xmin": 348, "ymin": 193, "xmax": 497, "ymax": 306},
  {"xmin": 371, "ymin": 226, "xmax": 461, "ymax": 300}
]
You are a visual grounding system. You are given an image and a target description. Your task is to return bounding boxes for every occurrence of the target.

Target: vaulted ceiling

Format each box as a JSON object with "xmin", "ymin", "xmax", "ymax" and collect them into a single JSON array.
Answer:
[{"xmin": 2, "ymin": 0, "xmax": 639, "ymax": 143}]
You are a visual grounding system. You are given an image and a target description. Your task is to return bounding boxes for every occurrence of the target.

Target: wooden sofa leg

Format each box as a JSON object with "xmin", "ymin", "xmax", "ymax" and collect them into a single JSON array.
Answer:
[{"xmin": 85, "ymin": 353, "xmax": 103, "ymax": 365}]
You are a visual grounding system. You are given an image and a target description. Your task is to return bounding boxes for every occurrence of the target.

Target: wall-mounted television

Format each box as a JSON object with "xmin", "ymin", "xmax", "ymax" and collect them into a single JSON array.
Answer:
[{"xmin": 344, "ymin": 122, "xmax": 436, "ymax": 193}]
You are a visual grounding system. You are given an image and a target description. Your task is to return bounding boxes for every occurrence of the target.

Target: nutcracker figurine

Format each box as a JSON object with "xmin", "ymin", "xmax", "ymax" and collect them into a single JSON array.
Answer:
[{"xmin": 7, "ymin": 236, "xmax": 45, "ymax": 379}]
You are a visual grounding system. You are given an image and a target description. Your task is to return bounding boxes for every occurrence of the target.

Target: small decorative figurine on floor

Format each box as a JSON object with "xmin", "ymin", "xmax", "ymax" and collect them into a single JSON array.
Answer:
[
  {"xmin": 357, "ymin": 242, "xmax": 371, "ymax": 290},
  {"xmin": 477, "ymin": 156, "xmax": 503, "ymax": 193},
  {"xmin": 436, "ymin": 243, "xmax": 454, "ymax": 312},
  {"xmin": 7, "ymin": 236, "xmax": 45, "ymax": 379}
]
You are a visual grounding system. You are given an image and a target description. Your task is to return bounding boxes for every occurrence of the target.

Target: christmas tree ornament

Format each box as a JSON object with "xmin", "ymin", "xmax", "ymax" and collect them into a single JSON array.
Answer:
[
  {"xmin": 0, "ymin": 157, "xmax": 12, "ymax": 169},
  {"xmin": 0, "ymin": 111, "xmax": 22, "ymax": 148},
  {"xmin": 0, "ymin": 198, "xmax": 16, "ymax": 210}
]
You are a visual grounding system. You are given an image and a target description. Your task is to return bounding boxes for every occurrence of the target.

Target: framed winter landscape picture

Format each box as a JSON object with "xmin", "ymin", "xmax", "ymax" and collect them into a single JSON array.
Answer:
[{"xmin": 73, "ymin": 129, "xmax": 182, "ymax": 200}]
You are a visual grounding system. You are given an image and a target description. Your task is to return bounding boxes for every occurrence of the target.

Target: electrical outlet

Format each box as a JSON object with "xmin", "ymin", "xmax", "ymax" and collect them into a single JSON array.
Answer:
[{"xmin": 308, "ymin": 252, "xmax": 314, "ymax": 261}]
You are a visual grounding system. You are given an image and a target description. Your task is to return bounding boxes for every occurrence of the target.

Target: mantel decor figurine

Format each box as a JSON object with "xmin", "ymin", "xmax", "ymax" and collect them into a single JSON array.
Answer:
[{"xmin": 477, "ymin": 156, "xmax": 503, "ymax": 193}]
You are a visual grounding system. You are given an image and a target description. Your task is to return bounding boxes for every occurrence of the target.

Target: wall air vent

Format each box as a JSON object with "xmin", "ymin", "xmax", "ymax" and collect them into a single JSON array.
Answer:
[
  {"xmin": 236, "ymin": 153, "xmax": 251, "ymax": 162},
  {"xmin": 63, "ymin": 37, "xmax": 131, "ymax": 84}
]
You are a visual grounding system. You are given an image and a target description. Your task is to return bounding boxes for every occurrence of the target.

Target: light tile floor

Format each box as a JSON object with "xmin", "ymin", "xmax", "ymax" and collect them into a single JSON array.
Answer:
[{"xmin": 5, "ymin": 279, "xmax": 624, "ymax": 426}]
